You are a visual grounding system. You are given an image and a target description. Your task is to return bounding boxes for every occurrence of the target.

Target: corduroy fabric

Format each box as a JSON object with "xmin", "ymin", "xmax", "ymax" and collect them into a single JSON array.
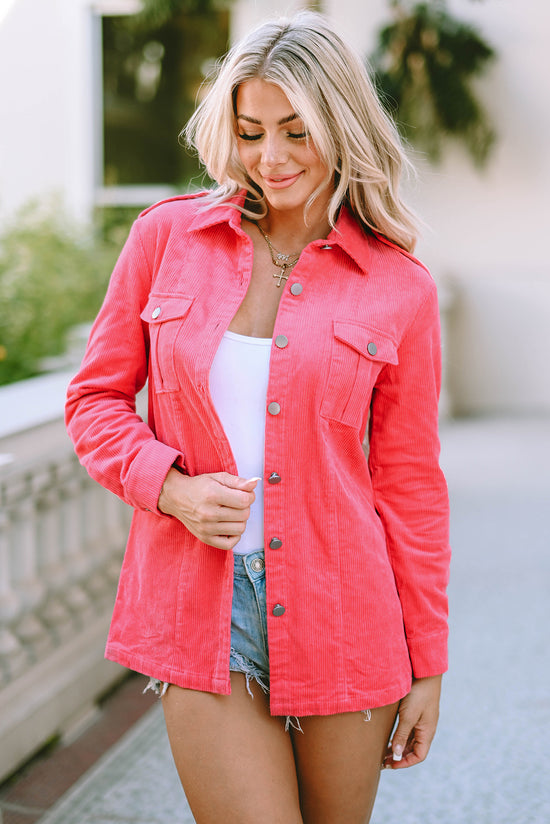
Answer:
[{"xmin": 65, "ymin": 192, "xmax": 450, "ymax": 717}]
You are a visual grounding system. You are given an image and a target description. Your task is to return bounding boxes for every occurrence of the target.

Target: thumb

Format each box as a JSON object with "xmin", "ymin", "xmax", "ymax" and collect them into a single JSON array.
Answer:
[
  {"xmin": 240, "ymin": 476, "xmax": 261, "ymax": 491},
  {"xmin": 213, "ymin": 473, "xmax": 260, "ymax": 491}
]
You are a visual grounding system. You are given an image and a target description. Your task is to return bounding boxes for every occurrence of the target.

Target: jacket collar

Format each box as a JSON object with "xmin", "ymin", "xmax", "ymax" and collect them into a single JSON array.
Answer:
[
  {"xmin": 188, "ymin": 191, "xmax": 372, "ymax": 275},
  {"xmin": 187, "ymin": 191, "xmax": 247, "ymax": 233},
  {"xmin": 323, "ymin": 205, "xmax": 371, "ymax": 275}
]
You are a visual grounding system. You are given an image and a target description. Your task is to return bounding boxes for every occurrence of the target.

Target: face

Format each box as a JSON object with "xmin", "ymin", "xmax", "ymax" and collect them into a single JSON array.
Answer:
[{"xmin": 235, "ymin": 78, "xmax": 332, "ymax": 220}]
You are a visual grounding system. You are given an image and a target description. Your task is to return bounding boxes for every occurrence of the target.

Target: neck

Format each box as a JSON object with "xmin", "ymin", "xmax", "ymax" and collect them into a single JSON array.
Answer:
[{"xmin": 257, "ymin": 208, "xmax": 332, "ymax": 252}]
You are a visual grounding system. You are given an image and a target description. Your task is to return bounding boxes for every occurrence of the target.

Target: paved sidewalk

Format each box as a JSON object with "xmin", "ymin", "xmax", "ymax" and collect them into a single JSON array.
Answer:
[{"xmin": 19, "ymin": 417, "xmax": 550, "ymax": 823}]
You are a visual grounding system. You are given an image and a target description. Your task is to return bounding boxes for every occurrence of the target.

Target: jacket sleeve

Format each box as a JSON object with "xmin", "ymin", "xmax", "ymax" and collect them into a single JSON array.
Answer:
[
  {"xmin": 368, "ymin": 280, "xmax": 451, "ymax": 678},
  {"xmin": 65, "ymin": 220, "xmax": 184, "ymax": 513}
]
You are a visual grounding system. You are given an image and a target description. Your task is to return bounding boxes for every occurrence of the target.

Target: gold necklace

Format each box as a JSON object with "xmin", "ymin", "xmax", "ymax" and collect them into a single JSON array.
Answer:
[{"xmin": 256, "ymin": 223, "xmax": 300, "ymax": 287}]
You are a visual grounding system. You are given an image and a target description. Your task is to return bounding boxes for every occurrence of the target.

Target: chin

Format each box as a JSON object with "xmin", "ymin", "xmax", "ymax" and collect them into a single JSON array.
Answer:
[{"xmin": 263, "ymin": 189, "xmax": 310, "ymax": 214}]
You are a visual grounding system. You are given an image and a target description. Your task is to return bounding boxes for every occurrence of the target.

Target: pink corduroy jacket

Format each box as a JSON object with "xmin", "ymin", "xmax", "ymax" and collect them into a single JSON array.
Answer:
[{"xmin": 65, "ymin": 192, "xmax": 450, "ymax": 717}]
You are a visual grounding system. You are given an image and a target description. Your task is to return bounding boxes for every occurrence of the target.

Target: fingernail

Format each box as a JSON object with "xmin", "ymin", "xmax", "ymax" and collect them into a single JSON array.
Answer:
[
  {"xmin": 392, "ymin": 744, "xmax": 403, "ymax": 762},
  {"xmin": 247, "ymin": 476, "xmax": 262, "ymax": 482}
]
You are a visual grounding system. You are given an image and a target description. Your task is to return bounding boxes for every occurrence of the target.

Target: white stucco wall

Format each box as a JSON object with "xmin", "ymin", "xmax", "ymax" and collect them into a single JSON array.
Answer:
[{"xmin": 0, "ymin": 0, "xmax": 100, "ymax": 223}]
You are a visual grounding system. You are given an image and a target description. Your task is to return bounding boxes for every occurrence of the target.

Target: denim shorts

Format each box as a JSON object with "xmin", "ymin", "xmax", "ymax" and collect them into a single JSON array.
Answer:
[{"xmin": 229, "ymin": 549, "xmax": 270, "ymax": 694}]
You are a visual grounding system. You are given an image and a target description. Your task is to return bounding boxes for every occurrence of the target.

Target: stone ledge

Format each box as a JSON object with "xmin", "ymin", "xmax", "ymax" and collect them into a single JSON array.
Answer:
[{"xmin": 0, "ymin": 611, "xmax": 126, "ymax": 783}]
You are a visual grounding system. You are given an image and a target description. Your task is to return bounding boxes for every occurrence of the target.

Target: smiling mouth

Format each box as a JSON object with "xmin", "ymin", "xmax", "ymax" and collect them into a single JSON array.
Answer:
[{"xmin": 263, "ymin": 172, "xmax": 303, "ymax": 189}]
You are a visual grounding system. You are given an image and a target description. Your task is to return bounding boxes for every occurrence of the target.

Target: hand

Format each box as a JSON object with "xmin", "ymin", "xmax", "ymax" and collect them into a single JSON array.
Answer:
[
  {"xmin": 382, "ymin": 674, "xmax": 442, "ymax": 769},
  {"xmin": 158, "ymin": 469, "xmax": 259, "ymax": 550}
]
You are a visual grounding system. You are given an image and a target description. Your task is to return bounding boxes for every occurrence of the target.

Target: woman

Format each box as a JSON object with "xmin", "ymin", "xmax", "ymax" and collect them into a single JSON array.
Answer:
[{"xmin": 66, "ymin": 11, "xmax": 450, "ymax": 824}]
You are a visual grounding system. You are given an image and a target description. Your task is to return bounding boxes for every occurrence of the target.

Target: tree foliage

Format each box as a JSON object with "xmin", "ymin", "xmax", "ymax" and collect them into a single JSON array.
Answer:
[
  {"xmin": 134, "ymin": 0, "xmax": 222, "ymax": 29},
  {"xmin": 371, "ymin": 0, "xmax": 496, "ymax": 165}
]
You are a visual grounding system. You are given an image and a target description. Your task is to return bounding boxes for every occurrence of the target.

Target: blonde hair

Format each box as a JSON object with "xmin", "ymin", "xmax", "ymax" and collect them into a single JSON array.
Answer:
[{"xmin": 184, "ymin": 11, "xmax": 419, "ymax": 252}]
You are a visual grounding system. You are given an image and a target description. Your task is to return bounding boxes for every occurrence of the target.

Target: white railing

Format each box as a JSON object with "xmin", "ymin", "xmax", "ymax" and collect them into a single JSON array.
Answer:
[{"xmin": 0, "ymin": 383, "xmax": 133, "ymax": 781}]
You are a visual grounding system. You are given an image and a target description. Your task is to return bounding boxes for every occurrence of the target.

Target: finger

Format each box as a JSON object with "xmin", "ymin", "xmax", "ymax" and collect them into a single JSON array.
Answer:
[
  {"xmin": 212, "ymin": 482, "xmax": 256, "ymax": 510},
  {"xmin": 194, "ymin": 522, "xmax": 247, "ymax": 549},
  {"xmin": 215, "ymin": 520, "xmax": 248, "ymax": 536},
  {"xmin": 385, "ymin": 728, "xmax": 433, "ymax": 770},
  {"xmin": 390, "ymin": 742, "xmax": 427, "ymax": 770},
  {"xmin": 382, "ymin": 736, "xmax": 412, "ymax": 770},
  {"xmin": 203, "ymin": 533, "xmax": 242, "ymax": 551},
  {"xmin": 216, "ymin": 504, "xmax": 251, "ymax": 522},
  {"xmin": 390, "ymin": 726, "xmax": 411, "ymax": 764},
  {"xmin": 199, "ymin": 519, "xmax": 248, "ymax": 538}
]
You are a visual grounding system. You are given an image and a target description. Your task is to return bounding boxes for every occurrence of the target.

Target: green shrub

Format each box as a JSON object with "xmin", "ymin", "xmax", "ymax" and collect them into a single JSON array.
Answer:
[{"xmin": 0, "ymin": 200, "xmax": 133, "ymax": 385}]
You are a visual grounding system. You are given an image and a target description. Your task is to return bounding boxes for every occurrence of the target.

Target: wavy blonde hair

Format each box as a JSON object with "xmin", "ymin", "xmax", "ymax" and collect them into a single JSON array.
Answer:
[{"xmin": 184, "ymin": 11, "xmax": 419, "ymax": 252}]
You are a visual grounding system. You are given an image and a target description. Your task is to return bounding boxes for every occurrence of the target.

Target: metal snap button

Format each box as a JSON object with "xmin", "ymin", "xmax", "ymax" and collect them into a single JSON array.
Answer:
[
  {"xmin": 267, "ymin": 402, "xmax": 281, "ymax": 415},
  {"xmin": 250, "ymin": 558, "xmax": 265, "ymax": 572},
  {"xmin": 272, "ymin": 604, "xmax": 285, "ymax": 617},
  {"xmin": 321, "ymin": 244, "xmax": 332, "ymax": 250},
  {"xmin": 269, "ymin": 537, "xmax": 283, "ymax": 549},
  {"xmin": 268, "ymin": 472, "xmax": 281, "ymax": 484},
  {"xmin": 290, "ymin": 283, "xmax": 303, "ymax": 296},
  {"xmin": 151, "ymin": 306, "xmax": 161, "ymax": 319},
  {"xmin": 367, "ymin": 342, "xmax": 377, "ymax": 356},
  {"xmin": 275, "ymin": 335, "xmax": 289, "ymax": 349}
]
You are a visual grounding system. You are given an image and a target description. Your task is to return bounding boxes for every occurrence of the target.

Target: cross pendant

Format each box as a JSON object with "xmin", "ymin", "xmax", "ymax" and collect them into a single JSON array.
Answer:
[{"xmin": 273, "ymin": 265, "xmax": 289, "ymax": 287}]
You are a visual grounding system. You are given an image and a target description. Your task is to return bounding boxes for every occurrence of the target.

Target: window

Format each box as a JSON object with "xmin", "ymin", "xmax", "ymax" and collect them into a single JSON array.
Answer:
[{"xmin": 95, "ymin": 1, "xmax": 229, "ymax": 206}]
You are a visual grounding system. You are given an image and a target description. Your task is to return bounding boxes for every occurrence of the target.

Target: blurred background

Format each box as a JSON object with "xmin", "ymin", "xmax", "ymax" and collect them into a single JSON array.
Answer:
[{"xmin": 0, "ymin": 1, "xmax": 548, "ymax": 822}]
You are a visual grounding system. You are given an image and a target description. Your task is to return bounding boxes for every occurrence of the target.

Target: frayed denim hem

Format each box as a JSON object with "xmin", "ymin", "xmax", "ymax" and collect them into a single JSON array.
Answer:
[
  {"xmin": 229, "ymin": 648, "xmax": 303, "ymax": 734},
  {"xmin": 143, "ymin": 677, "xmax": 169, "ymax": 698},
  {"xmin": 143, "ymin": 672, "xmax": 370, "ymax": 732},
  {"xmin": 229, "ymin": 648, "xmax": 269, "ymax": 697}
]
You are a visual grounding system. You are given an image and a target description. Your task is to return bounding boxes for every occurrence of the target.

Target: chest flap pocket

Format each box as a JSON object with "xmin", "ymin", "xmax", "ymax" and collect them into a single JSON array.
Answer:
[
  {"xmin": 320, "ymin": 320, "xmax": 398, "ymax": 427},
  {"xmin": 140, "ymin": 293, "xmax": 195, "ymax": 392}
]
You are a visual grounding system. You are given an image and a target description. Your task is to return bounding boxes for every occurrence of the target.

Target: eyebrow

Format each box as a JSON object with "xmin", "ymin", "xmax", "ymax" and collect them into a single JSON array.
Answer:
[{"xmin": 236, "ymin": 113, "xmax": 300, "ymax": 126}]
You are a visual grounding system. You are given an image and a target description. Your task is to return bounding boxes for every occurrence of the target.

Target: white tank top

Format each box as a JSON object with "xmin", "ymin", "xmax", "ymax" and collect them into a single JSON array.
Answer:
[{"xmin": 209, "ymin": 329, "xmax": 271, "ymax": 554}]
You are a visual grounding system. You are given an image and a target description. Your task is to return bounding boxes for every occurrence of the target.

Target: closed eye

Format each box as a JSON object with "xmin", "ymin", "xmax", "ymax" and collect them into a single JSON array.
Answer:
[{"xmin": 237, "ymin": 131, "xmax": 308, "ymax": 142}]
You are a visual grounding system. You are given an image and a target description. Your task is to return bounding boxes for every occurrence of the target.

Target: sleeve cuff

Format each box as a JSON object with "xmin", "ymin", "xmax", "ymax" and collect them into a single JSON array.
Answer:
[
  {"xmin": 125, "ymin": 439, "xmax": 185, "ymax": 514},
  {"xmin": 407, "ymin": 631, "xmax": 449, "ymax": 679}
]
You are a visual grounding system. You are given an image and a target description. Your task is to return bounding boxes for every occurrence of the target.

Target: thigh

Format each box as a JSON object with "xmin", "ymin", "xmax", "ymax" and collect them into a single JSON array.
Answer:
[
  {"xmin": 162, "ymin": 672, "xmax": 303, "ymax": 824},
  {"xmin": 291, "ymin": 702, "xmax": 399, "ymax": 824}
]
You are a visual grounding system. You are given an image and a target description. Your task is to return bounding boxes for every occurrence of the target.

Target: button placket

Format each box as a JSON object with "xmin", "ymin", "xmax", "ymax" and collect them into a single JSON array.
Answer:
[{"xmin": 266, "ymin": 312, "xmax": 290, "ymax": 614}]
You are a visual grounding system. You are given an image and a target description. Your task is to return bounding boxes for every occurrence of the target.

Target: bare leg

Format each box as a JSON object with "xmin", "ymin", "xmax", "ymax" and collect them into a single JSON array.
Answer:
[
  {"xmin": 162, "ymin": 672, "xmax": 303, "ymax": 824},
  {"xmin": 291, "ymin": 702, "xmax": 399, "ymax": 824}
]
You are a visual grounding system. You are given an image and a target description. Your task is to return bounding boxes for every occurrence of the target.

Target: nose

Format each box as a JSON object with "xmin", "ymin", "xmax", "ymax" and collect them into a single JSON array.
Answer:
[{"xmin": 261, "ymin": 132, "xmax": 288, "ymax": 167}]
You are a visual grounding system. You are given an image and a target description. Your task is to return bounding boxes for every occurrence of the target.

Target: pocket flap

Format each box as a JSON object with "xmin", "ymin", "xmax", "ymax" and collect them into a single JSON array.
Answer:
[
  {"xmin": 140, "ymin": 293, "xmax": 194, "ymax": 324},
  {"xmin": 333, "ymin": 320, "xmax": 398, "ymax": 365}
]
